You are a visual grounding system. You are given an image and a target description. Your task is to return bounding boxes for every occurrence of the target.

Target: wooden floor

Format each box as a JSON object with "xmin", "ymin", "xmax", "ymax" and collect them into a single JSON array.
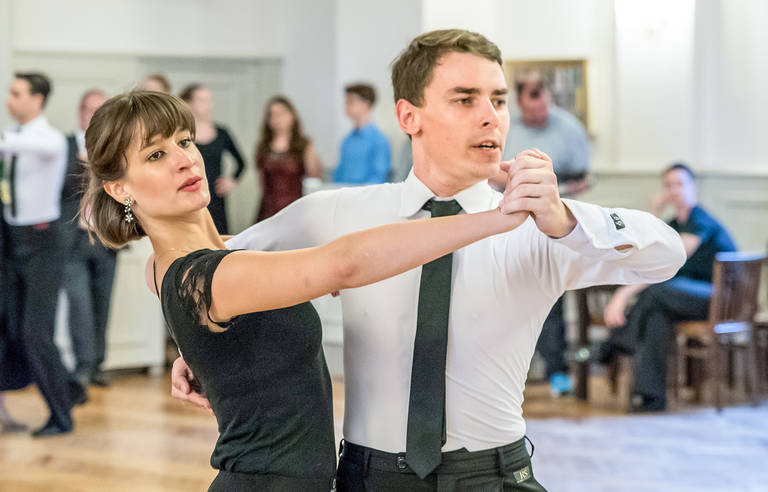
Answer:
[{"xmin": 1, "ymin": 373, "xmax": 766, "ymax": 491}]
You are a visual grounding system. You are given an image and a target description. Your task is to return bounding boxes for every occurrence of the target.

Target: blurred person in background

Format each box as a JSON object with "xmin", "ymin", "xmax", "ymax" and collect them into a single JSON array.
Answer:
[
  {"xmin": 595, "ymin": 163, "xmax": 737, "ymax": 412},
  {"xmin": 60, "ymin": 88, "xmax": 116, "ymax": 388},
  {"xmin": 1, "ymin": 188, "xmax": 30, "ymax": 433},
  {"xmin": 495, "ymin": 71, "xmax": 592, "ymax": 397},
  {"xmin": 179, "ymin": 84, "xmax": 245, "ymax": 234},
  {"xmin": 0, "ymin": 72, "xmax": 86, "ymax": 437},
  {"xmin": 139, "ymin": 73, "xmax": 171, "ymax": 93},
  {"xmin": 255, "ymin": 95, "xmax": 323, "ymax": 221},
  {"xmin": 332, "ymin": 83, "xmax": 391, "ymax": 184}
]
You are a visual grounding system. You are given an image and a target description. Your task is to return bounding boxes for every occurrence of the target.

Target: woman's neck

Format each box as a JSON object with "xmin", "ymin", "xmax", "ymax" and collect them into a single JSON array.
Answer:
[
  {"xmin": 148, "ymin": 210, "xmax": 225, "ymax": 262},
  {"xmin": 271, "ymin": 131, "xmax": 292, "ymax": 151}
]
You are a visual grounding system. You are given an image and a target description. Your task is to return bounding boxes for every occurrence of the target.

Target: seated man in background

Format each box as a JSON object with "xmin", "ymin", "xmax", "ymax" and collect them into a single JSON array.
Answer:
[{"xmin": 596, "ymin": 162, "xmax": 737, "ymax": 412}]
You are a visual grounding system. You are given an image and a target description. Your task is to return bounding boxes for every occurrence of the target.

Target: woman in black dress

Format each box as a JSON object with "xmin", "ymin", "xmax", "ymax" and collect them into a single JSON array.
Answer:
[
  {"xmin": 180, "ymin": 84, "xmax": 245, "ymax": 234},
  {"xmin": 79, "ymin": 91, "xmax": 525, "ymax": 491}
]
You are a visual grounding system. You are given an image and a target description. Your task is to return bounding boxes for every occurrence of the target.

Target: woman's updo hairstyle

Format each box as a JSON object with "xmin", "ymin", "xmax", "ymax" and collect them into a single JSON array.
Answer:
[{"xmin": 80, "ymin": 90, "xmax": 195, "ymax": 248}]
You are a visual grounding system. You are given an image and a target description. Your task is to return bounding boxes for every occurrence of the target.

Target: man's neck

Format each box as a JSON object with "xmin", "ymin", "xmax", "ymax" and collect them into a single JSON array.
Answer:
[
  {"xmin": 521, "ymin": 115, "xmax": 547, "ymax": 129},
  {"xmin": 675, "ymin": 203, "xmax": 695, "ymax": 223},
  {"xmin": 16, "ymin": 112, "xmax": 42, "ymax": 126},
  {"xmin": 353, "ymin": 113, "xmax": 372, "ymax": 129},
  {"xmin": 413, "ymin": 164, "xmax": 481, "ymax": 198}
]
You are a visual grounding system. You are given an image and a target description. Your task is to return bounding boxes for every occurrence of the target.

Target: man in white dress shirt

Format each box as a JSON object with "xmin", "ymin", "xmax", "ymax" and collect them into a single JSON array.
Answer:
[
  {"xmin": 172, "ymin": 30, "xmax": 685, "ymax": 490},
  {"xmin": 0, "ymin": 72, "xmax": 86, "ymax": 437}
]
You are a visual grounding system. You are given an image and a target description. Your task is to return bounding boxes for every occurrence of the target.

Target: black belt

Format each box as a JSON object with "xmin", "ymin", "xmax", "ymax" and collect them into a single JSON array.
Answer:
[{"xmin": 339, "ymin": 437, "xmax": 533, "ymax": 476}]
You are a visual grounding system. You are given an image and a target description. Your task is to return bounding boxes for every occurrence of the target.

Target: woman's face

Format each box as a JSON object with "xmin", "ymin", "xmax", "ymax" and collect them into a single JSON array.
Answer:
[
  {"xmin": 188, "ymin": 88, "xmax": 213, "ymax": 120},
  {"xmin": 268, "ymin": 102, "xmax": 294, "ymax": 133},
  {"xmin": 113, "ymin": 126, "xmax": 210, "ymax": 224}
]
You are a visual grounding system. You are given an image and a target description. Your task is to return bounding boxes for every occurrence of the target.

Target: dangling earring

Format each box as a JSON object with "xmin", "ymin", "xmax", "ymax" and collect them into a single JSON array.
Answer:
[{"xmin": 124, "ymin": 198, "xmax": 134, "ymax": 223}]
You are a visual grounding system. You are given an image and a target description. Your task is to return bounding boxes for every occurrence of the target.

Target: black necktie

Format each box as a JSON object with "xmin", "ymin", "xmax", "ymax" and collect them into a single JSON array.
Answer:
[
  {"xmin": 406, "ymin": 198, "xmax": 462, "ymax": 479},
  {"xmin": 8, "ymin": 154, "xmax": 17, "ymax": 217}
]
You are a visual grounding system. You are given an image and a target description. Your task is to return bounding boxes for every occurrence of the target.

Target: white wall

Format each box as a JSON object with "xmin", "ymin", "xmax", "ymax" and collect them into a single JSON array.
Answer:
[
  {"xmin": 280, "ymin": 0, "xmax": 338, "ymax": 168},
  {"xmin": 11, "ymin": 0, "xmax": 286, "ymax": 58},
  {"xmin": 422, "ymin": 0, "xmax": 497, "ymax": 40},
  {"xmin": 334, "ymin": 0, "xmax": 422, "ymax": 170},
  {"xmin": 695, "ymin": 0, "xmax": 768, "ymax": 173},
  {"xmin": 614, "ymin": 0, "xmax": 696, "ymax": 170}
]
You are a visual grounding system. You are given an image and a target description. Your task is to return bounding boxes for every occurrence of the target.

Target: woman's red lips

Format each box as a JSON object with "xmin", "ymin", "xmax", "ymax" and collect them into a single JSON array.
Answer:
[{"xmin": 179, "ymin": 176, "xmax": 202, "ymax": 191}]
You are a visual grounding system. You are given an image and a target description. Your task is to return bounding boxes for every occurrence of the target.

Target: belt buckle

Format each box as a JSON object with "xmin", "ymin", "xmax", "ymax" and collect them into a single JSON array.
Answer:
[{"xmin": 396, "ymin": 454, "xmax": 408, "ymax": 471}]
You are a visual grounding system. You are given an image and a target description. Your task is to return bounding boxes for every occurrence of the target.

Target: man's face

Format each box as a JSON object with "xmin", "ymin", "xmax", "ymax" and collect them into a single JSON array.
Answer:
[
  {"xmin": 663, "ymin": 169, "xmax": 697, "ymax": 208},
  {"xmin": 517, "ymin": 81, "xmax": 550, "ymax": 128},
  {"xmin": 344, "ymin": 93, "xmax": 371, "ymax": 122},
  {"xmin": 7, "ymin": 78, "xmax": 43, "ymax": 124},
  {"xmin": 411, "ymin": 52, "xmax": 509, "ymax": 185},
  {"xmin": 79, "ymin": 93, "xmax": 107, "ymax": 131}
]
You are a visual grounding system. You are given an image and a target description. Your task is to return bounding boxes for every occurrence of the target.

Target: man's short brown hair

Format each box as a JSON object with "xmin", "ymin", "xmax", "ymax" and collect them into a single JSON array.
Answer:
[
  {"xmin": 345, "ymin": 83, "xmax": 376, "ymax": 105},
  {"xmin": 391, "ymin": 29, "xmax": 502, "ymax": 107}
]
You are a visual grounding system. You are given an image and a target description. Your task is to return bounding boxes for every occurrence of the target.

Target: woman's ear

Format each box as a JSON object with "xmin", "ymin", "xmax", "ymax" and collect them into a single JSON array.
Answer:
[
  {"xmin": 395, "ymin": 99, "xmax": 420, "ymax": 138},
  {"xmin": 103, "ymin": 181, "xmax": 129, "ymax": 205}
]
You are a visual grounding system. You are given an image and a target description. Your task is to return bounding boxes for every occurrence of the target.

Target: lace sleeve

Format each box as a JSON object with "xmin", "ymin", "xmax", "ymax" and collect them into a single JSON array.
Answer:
[{"xmin": 165, "ymin": 249, "xmax": 240, "ymax": 333}]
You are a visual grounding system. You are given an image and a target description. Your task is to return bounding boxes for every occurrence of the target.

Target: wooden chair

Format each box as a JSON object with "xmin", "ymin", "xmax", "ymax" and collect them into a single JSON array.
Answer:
[
  {"xmin": 674, "ymin": 252, "xmax": 766, "ymax": 411},
  {"xmin": 574, "ymin": 286, "xmax": 617, "ymax": 400}
]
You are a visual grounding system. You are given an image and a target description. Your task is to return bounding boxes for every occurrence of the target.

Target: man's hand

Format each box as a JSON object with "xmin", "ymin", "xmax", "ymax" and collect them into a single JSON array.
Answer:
[
  {"xmin": 603, "ymin": 294, "xmax": 629, "ymax": 328},
  {"xmin": 650, "ymin": 190, "xmax": 669, "ymax": 217},
  {"xmin": 171, "ymin": 357, "xmax": 214, "ymax": 416},
  {"xmin": 500, "ymin": 149, "xmax": 577, "ymax": 238},
  {"xmin": 215, "ymin": 177, "xmax": 235, "ymax": 197}
]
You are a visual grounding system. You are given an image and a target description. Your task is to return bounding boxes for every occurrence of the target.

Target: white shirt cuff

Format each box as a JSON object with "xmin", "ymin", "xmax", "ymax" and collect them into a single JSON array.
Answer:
[{"xmin": 552, "ymin": 199, "xmax": 641, "ymax": 259}]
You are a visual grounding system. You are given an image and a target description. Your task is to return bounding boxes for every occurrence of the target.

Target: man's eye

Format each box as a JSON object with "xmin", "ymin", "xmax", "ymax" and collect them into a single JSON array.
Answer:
[
  {"xmin": 459, "ymin": 98, "xmax": 472, "ymax": 105},
  {"xmin": 495, "ymin": 99, "xmax": 507, "ymax": 107}
]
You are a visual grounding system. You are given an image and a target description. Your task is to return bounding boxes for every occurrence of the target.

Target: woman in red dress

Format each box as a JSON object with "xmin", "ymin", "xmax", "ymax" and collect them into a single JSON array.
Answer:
[{"xmin": 255, "ymin": 96, "xmax": 323, "ymax": 221}]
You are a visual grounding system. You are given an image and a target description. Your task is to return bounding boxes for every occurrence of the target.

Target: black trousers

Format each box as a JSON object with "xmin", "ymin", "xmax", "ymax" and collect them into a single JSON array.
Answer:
[
  {"xmin": 208, "ymin": 470, "xmax": 334, "ymax": 492},
  {"xmin": 607, "ymin": 277, "xmax": 712, "ymax": 401},
  {"xmin": 4, "ymin": 220, "xmax": 74, "ymax": 428},
  {"xmin": 535, "ymin": 295, "xmax": 568, "ymax": 378},
  {"xmin": 336, "ymin": 438, "xmax": 547, "ymax": 492},
  {"xmin": 60, "ymin": 207, "xmax": 117, "ymax": 380}
]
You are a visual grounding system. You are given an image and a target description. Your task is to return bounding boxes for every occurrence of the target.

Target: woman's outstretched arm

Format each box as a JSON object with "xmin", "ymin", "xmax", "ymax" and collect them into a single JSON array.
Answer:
[{"xmin": 209, "ymin": 207, "xmax": 529, "ymax": 321}]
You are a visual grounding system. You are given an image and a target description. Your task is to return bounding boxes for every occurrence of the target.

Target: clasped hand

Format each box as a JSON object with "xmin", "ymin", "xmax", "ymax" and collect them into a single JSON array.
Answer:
[{"xmin": 499, "ymin": 149, "xmax": 577, "ymax": 239}]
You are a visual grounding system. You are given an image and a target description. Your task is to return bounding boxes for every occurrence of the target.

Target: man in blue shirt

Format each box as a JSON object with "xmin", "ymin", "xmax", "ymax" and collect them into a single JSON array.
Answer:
[
  {"xmin": 596, "ymin": 163, "xmax": 738, "ymax": 411},
  {"xmin": 333, "ymin": 83, "xmax": 391, "ymax": 184}
]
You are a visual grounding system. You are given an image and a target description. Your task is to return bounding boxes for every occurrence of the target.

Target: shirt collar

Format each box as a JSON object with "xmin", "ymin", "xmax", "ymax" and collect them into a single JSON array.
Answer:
[
  {"xmin": 398, "ymin": 169, "xmax": 499, "ymax": 217},
  {"xmin": 19, "ymin": 115, "xmax": 47, "ymax": 132}
]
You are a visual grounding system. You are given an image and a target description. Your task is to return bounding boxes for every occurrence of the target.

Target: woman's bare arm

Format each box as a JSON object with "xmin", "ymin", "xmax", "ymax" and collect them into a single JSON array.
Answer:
[{"xmin": 209, "ymin": 209, "xmax": 528, "ymax": 321}]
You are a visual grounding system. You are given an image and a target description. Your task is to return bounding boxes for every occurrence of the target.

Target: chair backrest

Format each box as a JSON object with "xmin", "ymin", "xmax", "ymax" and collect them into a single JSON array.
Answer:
[{"xmin": 708, "ymin": 252, "xmax": 766, "ymax": 331}]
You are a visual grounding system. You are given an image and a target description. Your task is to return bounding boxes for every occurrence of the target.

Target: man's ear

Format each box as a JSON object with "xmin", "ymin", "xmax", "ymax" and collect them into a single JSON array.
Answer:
[
  {"xmin": 103, "ymin": 180, "xmax": 129, "ymax": 205},
  {"xmin": 395, "ymin": 99, "xmax": 420, "ymax": 138}
]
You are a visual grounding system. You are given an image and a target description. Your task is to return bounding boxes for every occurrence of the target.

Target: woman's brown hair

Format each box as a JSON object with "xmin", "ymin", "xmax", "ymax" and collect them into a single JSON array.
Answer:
[
  {"xmin": 254, "ymin": 95, "xmax": 309, "ymax": 169},
  {"xmin": 81, "ymin": 90, "xmax": 196, "ymax": 249}
]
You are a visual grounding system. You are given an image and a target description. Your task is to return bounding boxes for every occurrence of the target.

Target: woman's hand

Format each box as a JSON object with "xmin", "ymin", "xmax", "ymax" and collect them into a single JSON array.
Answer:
[
  {"xmin": 170, "ymin": 357, "xmax": 214, "ymax": 416},
  {"xmin": 215, "ymin": 177, "xmax": 235, "ymax": 196}
]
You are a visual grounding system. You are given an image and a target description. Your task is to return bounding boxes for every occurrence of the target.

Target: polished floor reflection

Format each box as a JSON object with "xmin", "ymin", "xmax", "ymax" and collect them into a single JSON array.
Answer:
[{"xmin": 1, "ymin": 374, "xmax": 765, "ymax": 491}]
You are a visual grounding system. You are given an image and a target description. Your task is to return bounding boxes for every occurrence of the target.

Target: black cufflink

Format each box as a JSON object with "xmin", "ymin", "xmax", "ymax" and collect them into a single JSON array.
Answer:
[{"xmin": 610, "ymin": 213, "xmax": 625, "ymax": 230}]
